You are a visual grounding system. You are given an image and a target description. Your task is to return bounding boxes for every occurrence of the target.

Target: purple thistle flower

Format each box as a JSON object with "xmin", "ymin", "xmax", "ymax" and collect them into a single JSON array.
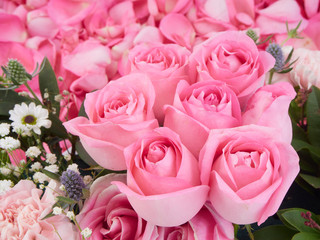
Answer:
[
  {"xmin": 60, "ymin": 170, "xmax": 85, "ymax": 201},
  {"xmin": 266, "ymin": 43, "xmax": 285, "ymax": 71}
]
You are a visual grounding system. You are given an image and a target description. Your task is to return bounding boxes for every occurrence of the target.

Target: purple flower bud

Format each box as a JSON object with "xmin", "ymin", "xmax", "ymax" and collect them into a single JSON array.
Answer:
[
  {"xmin": 60, "ymin": 170, "xmax": 85, "ymax": 201},
  {"xmin": 266, "ymin": 43, "xmax": 285, "ymax": 71}
]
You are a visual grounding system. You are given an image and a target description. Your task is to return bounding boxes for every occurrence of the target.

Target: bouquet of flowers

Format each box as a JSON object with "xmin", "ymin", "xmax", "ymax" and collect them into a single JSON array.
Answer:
[{"xmin": 0, "ymin": 0, "xmax": 320, "ymax": 239}]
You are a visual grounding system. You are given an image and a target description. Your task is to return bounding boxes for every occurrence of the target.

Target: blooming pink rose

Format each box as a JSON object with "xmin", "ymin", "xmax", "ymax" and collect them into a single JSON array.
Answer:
[
  {"xmin": 200, "ymin": 125, "xmax": 299, "ymax": 225},
  {"xmin": 141, "ymin": 202, "xmax": 234, "ymax": 240},
  {"xmin": 77, "ymin": 174, "xmax": 146, "ymax": 240},
  {"xmin": 63, "ymin": 73, "xmax": 158, "ymax": 170},
  {"xmin": 242, "ymin": 82, "xmax": 296, "ymax": 143},
  {"xmin": 0, "ymin": 180, "xmax": 78, "ymax": 240},
  {"xmin": 114, "ymin": 127, "xmax": 209, "ymax": 227},
  {"xmin": 164, "ymin": 79, "xmax": 241, "ymax": 157},
  {"xmin": 189, "ymin": 31, "xmax": 275, "ymax": 106},
  {"xmin": 119, "ymin": 42, "xmax": 191, "ymax": 122}
]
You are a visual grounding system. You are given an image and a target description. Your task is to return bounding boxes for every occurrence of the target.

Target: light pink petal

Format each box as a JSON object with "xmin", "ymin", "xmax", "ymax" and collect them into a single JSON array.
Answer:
[
  {"xmin": 304, "ymin": 0, "xmax": 320, "ymax": 18},
  {"xmin": 133, "ymin": 26, "xmax": 164, "ymax": 45},
  {"xmin": 202, "ymin": 0, "xmax": 229, "ymax": 21},
  {"xmin": 113, "ymin": 181, "xmax": 209, "ymax": 227},
  {"xmin": 0, "ymin": 13, "xmax": 27, "ymax": 42},
  {"xmin": 159, "ymin": 13, "xmax": 195, "ymax": 48}
]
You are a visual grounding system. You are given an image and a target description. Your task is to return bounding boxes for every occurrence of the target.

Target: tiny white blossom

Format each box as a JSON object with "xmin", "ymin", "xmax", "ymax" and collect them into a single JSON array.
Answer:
[
  {"xmin": 13, "ymin": 166, "xmax": 21, "ymax": 177},
  {"xmin": 0, "ymin": 167, "xmax": 11, "ymax": 175},
  {"xmin": 62, "ymin": 90, "xmax": 69, "ymax": 95},
  {"xmin": 0, "ymin": 137, "xmax": 20, "ymax": 150},
  {"xmin": 67, "ymin": 163, "xmax": 79, "ymax": 174},
  {"xmin": 52, "ymin": 207, "xmax": 63, "ymax": 215},
  {"xmin": 33, "ymin": 172, "xmax": 49, "ymax": 184},
  {"xmin": 54, "ymin": 94, "xmax": 63, "ymax": 102},
  {"xmin": 9, "ymin": 102, "xmax": 52, "ymax": 135},
  {"xmin": 0, "ymin": 180, "xmax": 13, "ymax": 195},
  {"xmin": 26, "ymin": 146, "xmax": 41, "ymax": 158},
  {"xmin": 39, "ymin": 184, "xmax": 45, "ymax": 189},
  {"xmin": 43, "ymin": 92, "xmax": 49, "ymax": 99},
  {"xmin": 81, "ymin": 228, "xmax": 92, "ymax": 238},
  {"xmin": 66, "ymin": 211, "xmax": 75, "ymax": 221},
  {"xmin": 30, "ymin": 162, "xmax": 42, "ymax": 172},
  {"xmin": 59, "ymin": 185, "xmax": 66, "ymax": 191},
  {"xmin": 46, "ymin": 153, "xmax": 57, "ymax": 164},
  {"xmin": 83, "ymin": 175, "xmax": 93, "ymax": 185},
  {"xmin": 0, "ymin": 123, "xmax": 10, "ymax": 137},
  {"xmin": 63, "ymin": 153, "xmax": 71, "ymax": 161},
  {"xmin": 18, "ymin": 91, "xmax": 29, "ymax": 97},
  {"xmin": 44, "ymin": 164, "xmax": 59, "ymax": 173}
]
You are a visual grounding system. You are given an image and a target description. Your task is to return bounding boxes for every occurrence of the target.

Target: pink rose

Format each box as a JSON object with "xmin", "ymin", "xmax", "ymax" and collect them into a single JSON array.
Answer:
[
  {"xmin": 114, "ymin": 127, "xmax": 209, "ymax": 227},
  {"xmin": 77, "ymin": 174, "xmax": 146, "ymax": 240},
  {"xmin": 242, "ymin": 82, "xmax": 296, "ymax": 143},
  {"xmin": 200, "ymin": 125, "xmax": 299, "ymax": 225},
  {"xmin": 63, "ymin": 73, "xmax": 158, "ymax": 170},
  {"xmin": 119, "ymin": 42, "xmax": 191, "ymax": 122},
  {"xmin": 0, "ymin": 180, "xmax": 78, "ymax": 240},
  {"xmin": 189, "ymin": 31, "xmax": 275, "ymax": 106},
  {"xmin": 141, "ymin": 202, "xmax": 234, "ymax": 240},
  {"xmin": 164, "ymin": 79, "xmax": 241, "ymax": 157}
]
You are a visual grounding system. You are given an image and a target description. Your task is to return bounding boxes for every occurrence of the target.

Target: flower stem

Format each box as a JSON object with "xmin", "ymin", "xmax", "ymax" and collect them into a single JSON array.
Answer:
[
  {"xmin": 24, "ymin": 81, "xmax": 44, "ymax": 107},
  {"xmin": 268, "ymin": 70, "xmax": 274, "ymax": 85},
  {"xmin": 245, "ymin": 225, "xmax": 255, "ymax": 240}
]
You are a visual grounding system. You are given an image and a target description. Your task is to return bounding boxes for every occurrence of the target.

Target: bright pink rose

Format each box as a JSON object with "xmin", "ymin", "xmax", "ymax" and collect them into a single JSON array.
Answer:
[
  {"xmin": 189, "ymin": 31, "xmax": 275, "ymax": 106},
  {"xmin": 63, "ymin": 73, "xmax": 158, "ymax": 170},
  {"xmin": 164, "ymin": 79, "xmax": 241, "ymax": 157},
  {"xmin": 0, "ymin": 180, "xmax": 78, "ymax": 240},
  {"xmin": 141, "ymin": 202, "xmax": 234, "ymax": 240},
  {"xmin": 77, "ymin": 174, "xmax": 146, "ymax": 240},
  {"xmin": 242, "ymin": 82, "xmax": 296, "ymax": 143},
  {"xmin": 114, "ymin": 127, "xmax": 209, "ymax": 227},
  {"xmin": 119, "ymin": 42, "xmax": 191, "ymax": 122},
  {"xmin": 200, "ymin": 125, "xmax": 299, "ymax": 225}
]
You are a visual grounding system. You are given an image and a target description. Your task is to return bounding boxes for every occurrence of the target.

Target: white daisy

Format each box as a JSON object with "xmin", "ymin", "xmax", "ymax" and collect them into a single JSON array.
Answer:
[{"xmin": 9, "ymin": 102, "xmax": 52, "ymax": 135}]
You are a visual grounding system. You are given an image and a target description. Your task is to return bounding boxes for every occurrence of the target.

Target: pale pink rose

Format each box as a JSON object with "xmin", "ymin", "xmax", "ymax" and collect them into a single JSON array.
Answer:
[
  {"xmin": 255, "ymin": 0, "xmax": 308, "ymax": 35},
  {"xmin": 287, "ymin": 48, "xmax": 320, "ymax": 89},
  {"xmin": 0, "ymin": 12, "xmax": 27, "ymax": 42},
  {"xmin": 119, "ymin": 42, "xmax": 191, "ymax": 122},
  {"xmin": 63, "ymin": 73, "xmax": 158, "ymax": 170},
  {"xmin": 189, "ymin": 31, "xmax": 275, "ymax": 106},
  {"xmin": 77, "ymin": 174, "xmax": 146, "ymax": 240},
  {"xmin": 200, "ymin": 125, "xmax": 299, "ymax": 225},
  {"xmin": 159, "ymin": 13, "xmax": 195, "ymax": 49},
  {"xmin": 164, "ymin": 79, "xmax": 241, "ymax": 158},
  {"xmin": 147, "ymin": 0, "xmax": 193, "ymax": 20},
  {"xmin": 0, "ymin": 180, "xmax": 78, "ymax": 240},
  {"xmin": 242, "ymin": 82, "xmax": 296, "ymax": 143},
  {"xmin": 141, "ymin": 202, "xmax": 234, "ymax": 240},
  {"xmin": 113, "ymin": 127, "xmax": 209, "ymax": 227}
]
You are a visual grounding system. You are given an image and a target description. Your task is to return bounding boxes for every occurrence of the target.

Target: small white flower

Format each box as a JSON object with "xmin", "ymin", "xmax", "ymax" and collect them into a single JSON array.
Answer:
[
  {"xmin": 43, "ymin": 92, "xmax": 49, "ymax": 99},
  {"xmin": 0, "ymin": 180, "xmax": 13, "ymax": 195},
  {"xmin": 39, "ymin": 184, "xmax": 45, "ymax": 189},
  {"xmin": 9, "ymin": 102, "xmax": 52, "ymax": 135},
  {"xmin": 0, "ymin": 167, "xmax": 11, "ymax": 175},
  {"xmin": 62, "ymin": 90, "xmax": 69, "ymax": 95},
  {"xmin": 30, "ymin": 162, "xmax": 42, "ymax": 172},
  {"xmin": 26, "ymin": 146, "xmax": 41, "ymax": 158},
  {"xmin": 18, "ymin": 91, "xmax": 29, "ymax": 97},
  {"xmin": 66, "ymin": 211, "xmax": 75, "ymax": 221},
  {"xmin": 59, "ymin": 185, "xmax": 66, "ymax": 191},
  {"xmin": 13, "ymin": 166, "xmax": 21, "ymax": 177},
  {"xmin": 52, "ymin": 207, "xmax": 63, "ymax": 215},
  {"xmin": 0, "ymin": 123, "xmax": 10, "ymax": 137},
  {"xmin": 0, "ymin": 137, "xmax": 20, "ymax": 150},
  {"xmin": 63, "ymin": 153, "xmax": 71, "ymax": 161},
  {"xmin": 44, "ymin": 164, "xmax": 59, "ymax": 173},
  {"xmin": 33, "ymin": 172, "xmax": 49, "ymax": 184},
  {"xmin": 81, "ymin": 228, "xmax": 92, "ymax": 238},
  {"xmin": 54, "ymin": 94, "xmax": 63, "ymax": 102},
  {"xmin": 45, "ymin": 153, "xmax": 57, "ymax": 164},
  {"xmin": 67, "ymin": 163, "xmax": 79, "ymax": 174},
  {"xmin": 83, "ymin": 175, "xmax": 93, "ymax": 185}
]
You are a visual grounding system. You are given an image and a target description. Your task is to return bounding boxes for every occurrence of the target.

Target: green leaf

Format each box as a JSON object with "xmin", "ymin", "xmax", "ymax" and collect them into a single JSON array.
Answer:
[
  {"xmin": 55, "ymin": 196, "xmax": 77, "ymax": 204},
  {"xmin": 278, "ymin": 208, "xmax": 320, "ymax": 233},
  {"xmin": 41, "ymin": 210, "xmax": 54, "ymax": 220},
  {"xmin": 253, "ymin": 225, "xmax": 297, "ymax": 240},
  {"xmin": 48, "ymin": 113, "xmax": 69, "ymax": 139},
  {"xmin": 75, "ymin": 141, "xmax": 98, "ymax": 166},
  {"xmin": 78, "ymin": 101, "xmax": 88, "ymax": 118},
  {"xmin": 300, "ymin": 174, "xmax": 320, "ymax": 189},
  {"xmin": 38, "ymin": 57, "xmax": 60, "ymax": 116},
  {"xmin": 292, "ymin": 232, "xmax": 320, "ymax": 240},
  {"xmin": 0, "ymin": 89, "xmax": 31, "ymax": 116},
  {"xmin": 306, "ymin": 86, "xmax": 320, "ymax": 146},
  {"xmin": 291, "ymin": 139, "xmax": 320, "ymax": 157},
  {"xmin": 42, "ymin": 169, "xmax": 60, "ymax": 181}
]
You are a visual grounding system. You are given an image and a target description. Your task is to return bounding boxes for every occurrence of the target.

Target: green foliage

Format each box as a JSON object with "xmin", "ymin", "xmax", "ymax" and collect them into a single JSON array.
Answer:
[
  {"xmin": 253, "ymin": 225, "xmax": 297, "ymax": 240},
  {"xmin": 306, "ymin": 86, "xmax": 320, "ymax": 147},
  {"xmin": 0, "ymin": 89, "xmax": 31, "ymax": 116}
]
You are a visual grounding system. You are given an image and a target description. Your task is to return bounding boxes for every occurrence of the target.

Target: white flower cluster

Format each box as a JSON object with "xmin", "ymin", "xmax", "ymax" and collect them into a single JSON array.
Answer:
[
  {"xmin": 26, "ymin": 146, "xmax": 41, "ymax": 158},
  {"xmin": 0, "ymin": 137, "xmax": 20, "ymax": 150},
  {"xmin": 0, "ymin": 123, "xmax": 10, "ymax": 137},
  {"xmin": 0, "ymin": 180, "xmax": 13, "ymax": 195},
  {"xmin": 9, "ymin": 102, "xmax": 51, "ymax": 136}
]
